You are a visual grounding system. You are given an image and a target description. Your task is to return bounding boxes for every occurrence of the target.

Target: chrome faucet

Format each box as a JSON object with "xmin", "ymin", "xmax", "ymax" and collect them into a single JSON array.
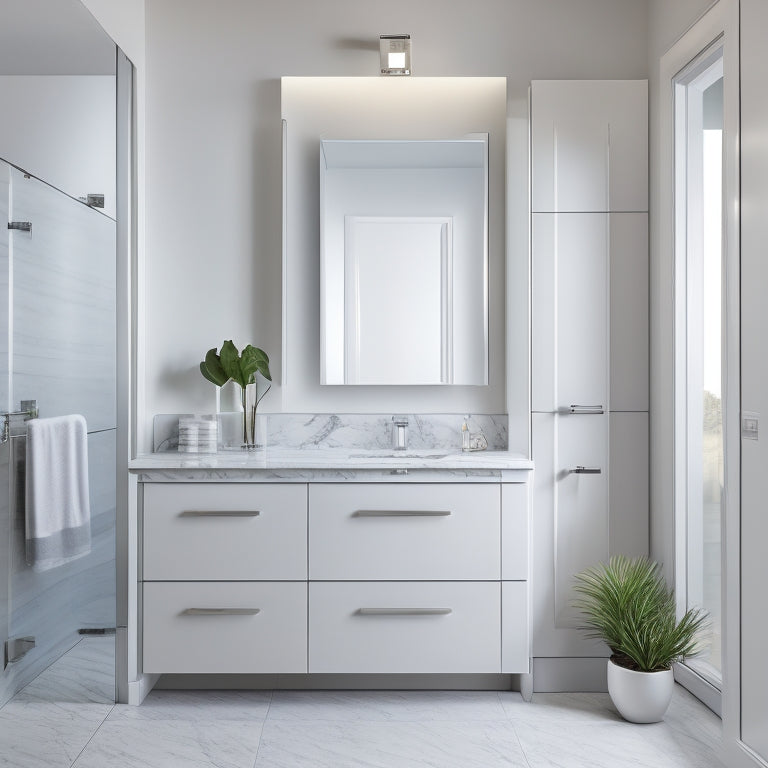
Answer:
[{"xmin": 392, "ymin": 416, "xmax": 409, "ymax": 450}]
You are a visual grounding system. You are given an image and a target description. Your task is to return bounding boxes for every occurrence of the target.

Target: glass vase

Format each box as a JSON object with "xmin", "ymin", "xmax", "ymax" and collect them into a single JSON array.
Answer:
[{"xmin": 240, "ymin": 382, "xmax": 263, "ymax": 450}]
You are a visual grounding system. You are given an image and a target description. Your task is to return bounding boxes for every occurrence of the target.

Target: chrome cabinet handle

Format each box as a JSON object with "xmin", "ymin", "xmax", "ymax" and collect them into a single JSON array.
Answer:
[
  {"xmin": 180, "ymin": 510, "xmax": 260, "ymax": 517},
  {"xmin": 353, "ymin": 510, "xmax": 451, "ymax": 518},
  {"xmin": 181, "ymin": 608, "xmax": 261, "ymax": 616},
  {"xmin": 565, "ymin": 405, "xmax": 604, "ymax": 415},
  {"xmin": 569, "ymin": 466, "xmax": 602, "ymax": 474},
  {"xmin": 356, "ymin": 608, "xmax": 453, "ymax": 616}
]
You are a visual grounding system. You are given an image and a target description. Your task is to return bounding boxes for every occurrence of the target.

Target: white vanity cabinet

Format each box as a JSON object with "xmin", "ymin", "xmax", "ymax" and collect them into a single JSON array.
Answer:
[
  {"xmin": 140, "ymin": 483, "xmax": 309, "ymax": 674},
  {"xmin": 530, "ymin": 80, "xmax": 649, "ymax": 688},
  {"xmin": 138, "ymin": 476, "xmax": 530, "ymax": 680}
]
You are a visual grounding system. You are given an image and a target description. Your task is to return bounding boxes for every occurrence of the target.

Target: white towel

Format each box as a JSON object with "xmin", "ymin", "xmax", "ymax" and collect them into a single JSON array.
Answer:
[{"xmin": 25, "ymin": 414, "xmax": 91, "ymax": 572}]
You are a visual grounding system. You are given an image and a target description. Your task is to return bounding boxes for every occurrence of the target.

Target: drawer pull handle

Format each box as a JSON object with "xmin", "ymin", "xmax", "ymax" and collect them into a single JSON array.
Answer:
[
  {"xmin": 353, "ymin": 510, "xmax": 451, "ymax": 518},
  {"xmin": 565, "ymin": 405, "xmax": 604, "ymax": 415},
  {"xmin": 180, "ymin": 510, "xmax": 261, "ymax": 517},
  {"xmin": 181, "ymin": 608, "xmax": 261, "ymax": 616},
  {"xmin": 357, "ymin": 608, "xmax": 453, "ymax": 616},
  {"xmin": 569, "ymin": 466, "xmax": 602, "ymax": 474}
]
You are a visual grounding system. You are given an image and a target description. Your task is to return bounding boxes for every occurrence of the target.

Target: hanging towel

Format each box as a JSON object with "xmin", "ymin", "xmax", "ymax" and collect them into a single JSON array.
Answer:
[{"xmin": 25, "ymin": 414, "xmax": 91, "ymax": 572}]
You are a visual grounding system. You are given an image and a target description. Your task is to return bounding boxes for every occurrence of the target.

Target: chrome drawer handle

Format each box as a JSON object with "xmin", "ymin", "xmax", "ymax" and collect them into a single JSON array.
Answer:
[
  {"xmin": 180, "ymin": 510, "xmax": 260, "ymax": 517},
  {"xmin": 356, "ymin": 608, "xmax": 453, "ymax": 616},
  {"xmin": 353, "ymin": 510, "xmax": 451, "ymax": 518},
  {"xmin": 565, "ymin": 405, "xmax": 604, "ymax": 415},
  {"xmin": 569, "ymin": 466, "xmax": 602, "ymax": 474},
  {"xmin": 181, "ymin": 608, "xmax": 261, "ymax": 616}
]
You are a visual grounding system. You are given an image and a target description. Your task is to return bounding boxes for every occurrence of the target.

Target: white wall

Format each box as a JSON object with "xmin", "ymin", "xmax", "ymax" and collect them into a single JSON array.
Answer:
[
  {"xmin": 0, "ymin": 76, "xmax": 116, "ymax": 218},
  {"xmin": 79, "ymin": 0, "xmax": 145, "ymax": 70},
  {"xmin": 141, "ymin": 0, "xmax": 648, "ymax": 451}
]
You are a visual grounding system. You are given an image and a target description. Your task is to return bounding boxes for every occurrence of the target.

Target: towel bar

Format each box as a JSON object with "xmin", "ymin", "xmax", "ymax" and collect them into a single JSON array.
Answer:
[{"xmin": 1, "ymin": 400, "xmax": 38, "ymax": 443}]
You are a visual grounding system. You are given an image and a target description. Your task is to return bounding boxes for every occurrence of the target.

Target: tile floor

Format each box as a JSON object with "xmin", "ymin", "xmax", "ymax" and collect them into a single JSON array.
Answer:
[{"xmin": 0, "ymin": 638, "xmax": 726, "ymax": 767}]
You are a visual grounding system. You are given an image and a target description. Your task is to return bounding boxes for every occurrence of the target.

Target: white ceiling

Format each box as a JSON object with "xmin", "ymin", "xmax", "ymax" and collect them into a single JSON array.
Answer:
[{"xmin": 0, "ymin": 0, "xmax": 115, "ymax": 75}]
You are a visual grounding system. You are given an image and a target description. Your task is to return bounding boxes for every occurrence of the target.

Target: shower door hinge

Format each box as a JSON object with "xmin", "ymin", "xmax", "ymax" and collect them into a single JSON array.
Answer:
[
  {"xmin": 78, "ymin": 194, "xmax": 104, "ymax": 209},
  {"xmin": 8, "ymin": 221, "xmax": 32, "ymax": 233},
  {"xmin": 4, "ymin": 636, "xmax": 36, "ymax": 668}
]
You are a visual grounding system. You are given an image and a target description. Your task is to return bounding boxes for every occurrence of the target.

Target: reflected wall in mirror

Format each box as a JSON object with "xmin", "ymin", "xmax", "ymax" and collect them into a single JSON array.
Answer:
[
  {"xmin": 321, "ymin": 138, "xmax": 488, "ymax": 386},
  {"xmin": 281, "ymin": 77, "xmax": 505, "ymax": 412}
]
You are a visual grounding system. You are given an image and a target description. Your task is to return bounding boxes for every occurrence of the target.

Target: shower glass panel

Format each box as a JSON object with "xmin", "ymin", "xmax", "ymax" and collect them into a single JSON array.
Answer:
[{"xmin": 0, "ymin": 159, "xmax": 116, "ymax": 706}]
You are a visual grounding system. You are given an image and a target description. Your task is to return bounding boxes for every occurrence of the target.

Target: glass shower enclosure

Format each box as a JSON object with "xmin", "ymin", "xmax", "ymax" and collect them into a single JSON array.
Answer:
[{"xmin": 0, "ymin": 158, "xmax": 116, "ymax": 706}]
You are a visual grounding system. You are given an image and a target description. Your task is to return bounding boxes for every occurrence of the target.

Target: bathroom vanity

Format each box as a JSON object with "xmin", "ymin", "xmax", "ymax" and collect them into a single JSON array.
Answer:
[{"xmin": 128, "ymin": 445, "xmax": 532, "ymax": 702}]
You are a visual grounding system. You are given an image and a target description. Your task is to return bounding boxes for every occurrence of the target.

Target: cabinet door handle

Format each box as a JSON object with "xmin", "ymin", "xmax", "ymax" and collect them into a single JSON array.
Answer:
[
  {"xmin": 569, "ymin": 466, "xmax": 602, "ymax": 474},
  {"xmin": 181, "ymin": 608, "xmax": 261, "ymax": 616},
  {"xmin": 356, "ymin": 607, "xmax": 453, "ymax": 616},
  {"xmin": 565, "ymin": 405, "xmax": 604, "ymax": 415},
  {"xmin": 352, "ymin": 510, "xmax": 451, "ymax": 518},
  {"xmin": 180, "ymin": 510, "xmax": 261, "ymax": 517}
]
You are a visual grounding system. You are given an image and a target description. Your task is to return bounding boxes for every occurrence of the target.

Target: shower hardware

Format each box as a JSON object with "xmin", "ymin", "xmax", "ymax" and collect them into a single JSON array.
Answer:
[
  {"xmin": 4, "ymin": 636, "xmax": 36, "ymax": 668},
  {"xmin": 1, "ymin": 400, "xmax": 38, "ymax": 443},
  {"xmin": 78, "ymin": 194, "xmax": 104, "ymax": 209},
  {"xmin": 7, "ymin": 221, "xmax": 31, "ymax": 232}
]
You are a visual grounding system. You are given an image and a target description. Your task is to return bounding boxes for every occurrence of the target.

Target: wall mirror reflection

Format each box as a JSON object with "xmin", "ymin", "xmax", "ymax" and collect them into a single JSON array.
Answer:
[{"xmin": 320, "ymin": 137, "xmax": 489, "ymax": 386}]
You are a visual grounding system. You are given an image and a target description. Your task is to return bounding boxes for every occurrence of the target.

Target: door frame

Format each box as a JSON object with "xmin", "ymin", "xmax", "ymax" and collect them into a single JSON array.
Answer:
[{"xmin": 656, "ymin": 0, "xmax": 746, "ymax": 762}]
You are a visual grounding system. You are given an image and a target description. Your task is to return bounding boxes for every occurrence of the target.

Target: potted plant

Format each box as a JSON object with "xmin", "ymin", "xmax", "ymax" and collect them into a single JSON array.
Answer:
[
  {"xmin": 573, "ymin": 555, "xmax": 708, "ymax": 723},
  {"xmin": 200, "ymin": 340, "xmax": 271, "ymax": 449}
]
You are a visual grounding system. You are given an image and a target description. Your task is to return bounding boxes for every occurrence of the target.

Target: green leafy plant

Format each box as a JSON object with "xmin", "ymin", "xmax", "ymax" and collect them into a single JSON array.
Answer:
[
  {"xmin": 200, "ymin": 341, "xmax": 272, "ymax": 447},
  {"xmin": 200, "ymin": 340, "xmax": 271, "ymax": 389},
  {"xmin": 573, "ymin": 555, "xmax": 708, "ymax": 672}
]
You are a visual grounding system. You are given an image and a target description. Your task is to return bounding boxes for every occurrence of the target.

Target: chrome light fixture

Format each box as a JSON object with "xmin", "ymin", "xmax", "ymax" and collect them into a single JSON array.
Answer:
[{"xmin": 380, "ymin": 34, "xmax": 411, "ymax": 75}]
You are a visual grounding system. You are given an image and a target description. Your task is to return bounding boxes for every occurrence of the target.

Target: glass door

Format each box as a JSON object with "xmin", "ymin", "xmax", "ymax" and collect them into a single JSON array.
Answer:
[
  {"xmin": 674, "ymin": 43, "xmax": 724, "ymax": 688},
  {"xmin": 0, "ymin": 159, "xmax": 116, "ymax": 706}
]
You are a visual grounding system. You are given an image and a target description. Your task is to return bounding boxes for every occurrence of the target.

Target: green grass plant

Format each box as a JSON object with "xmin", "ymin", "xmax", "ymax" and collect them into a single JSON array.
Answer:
[{"xmin": 573, "ymin": 555, "xmax": 708, "ymax": 672}]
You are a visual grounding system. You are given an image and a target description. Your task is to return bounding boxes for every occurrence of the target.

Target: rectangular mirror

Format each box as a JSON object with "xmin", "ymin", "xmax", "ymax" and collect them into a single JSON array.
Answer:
[{"xmin": 320, "ymin": 137, "xmax": 488, "ymax": 385}]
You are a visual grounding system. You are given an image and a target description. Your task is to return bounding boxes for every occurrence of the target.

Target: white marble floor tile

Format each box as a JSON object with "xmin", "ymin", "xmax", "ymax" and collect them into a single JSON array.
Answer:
[
  {"xmin": 268, "ymin": 690, "xmax": 508, "ymax": 722},
  {"xmin": 253, "ymin": 720, "xmax": 529, "ymax": 768},
  {"xmin": 106, "ymin": 689, "xmax": 272, "ymax": 722},
  {"xmin": 0, "ymin": 698, "xmax": 112, "ymax": 768},
  {"xmin": 71, "ymin": 717, "xmax": 264, "ymax": 768},
  {"xmin": 20, "ymin": 637, "xmax": 115, "ymax": 706},
  {"xmin": 514, "ymin": 717, "xmax": 725, "ymax": 768},
  {"xmin": 663, "ymin": 686, "xmax": 722, "ymax": 748},
  {"xmin": 499, "ymin": 690, "xmax": 621, "ymax": 726}
]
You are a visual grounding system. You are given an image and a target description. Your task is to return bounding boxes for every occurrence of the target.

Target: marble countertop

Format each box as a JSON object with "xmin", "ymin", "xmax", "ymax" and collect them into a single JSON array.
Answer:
[{"xmin": 129, "ymin": 448, "xmax": 533, "ymax": 472}]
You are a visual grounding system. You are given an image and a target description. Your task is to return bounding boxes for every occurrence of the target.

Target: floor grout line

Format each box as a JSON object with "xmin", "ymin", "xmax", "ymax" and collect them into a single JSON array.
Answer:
[
  {"xmin": 251, "ymin": 689, "xmax": 274, "ymax": 767},
  {"xmin": 68, "ymin": 702, "xmax": 116, "ymax": 768}
]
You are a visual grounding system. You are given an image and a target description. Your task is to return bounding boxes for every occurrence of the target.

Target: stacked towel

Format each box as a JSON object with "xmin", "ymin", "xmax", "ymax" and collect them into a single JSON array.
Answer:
[{"xmin": 25, "ymin": 414, "xmax": 91, "ymax": 572}]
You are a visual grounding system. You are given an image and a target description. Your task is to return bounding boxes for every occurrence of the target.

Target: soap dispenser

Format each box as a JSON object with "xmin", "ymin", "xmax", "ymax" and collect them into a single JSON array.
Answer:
[{"xmin": 461, "ymin": 416, "xmax": 470, "ymax": 452}]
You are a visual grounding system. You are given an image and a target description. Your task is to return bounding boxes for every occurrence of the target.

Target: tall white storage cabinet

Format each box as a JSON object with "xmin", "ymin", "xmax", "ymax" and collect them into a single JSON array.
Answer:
[{"xmin": 530, "ymin": 81, "xmax": 649, "ymax": 691}]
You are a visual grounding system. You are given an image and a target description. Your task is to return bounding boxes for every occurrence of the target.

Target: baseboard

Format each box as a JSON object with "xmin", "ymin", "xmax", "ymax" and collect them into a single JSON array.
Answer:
[
  {"xmin": 155, "ymin": 673, "xmax": 519, "ymax": 691},
  {"xmin": 127, "ymin": 673, "xmax": 160, "ymax": 705},
  {"xmin": 532, "ymin": 657, "xmax": 608, "ymax": 692}
]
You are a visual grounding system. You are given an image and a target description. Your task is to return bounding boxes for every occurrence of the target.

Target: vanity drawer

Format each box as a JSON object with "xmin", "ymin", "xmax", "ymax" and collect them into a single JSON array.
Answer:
[
  {"xmin": 309, "ymin": 581, "xmax": 501, "ymax": 673},
  {"xmin": 142, "ymin": 581, "xmax": 307, "ymax": 674},
  {"xmin": 142, "ymin": 483, "xmax": 307, "ymax": 580},
  {"xmin": 309, "ymin": 483, "xmax": 500, "ymax": 580}
]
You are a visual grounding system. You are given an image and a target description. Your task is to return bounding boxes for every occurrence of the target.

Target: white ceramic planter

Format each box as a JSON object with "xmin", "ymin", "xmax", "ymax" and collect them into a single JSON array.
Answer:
[{"xmin": 607, "ymin": 658, "xmax": 674, "ymax": 723}]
